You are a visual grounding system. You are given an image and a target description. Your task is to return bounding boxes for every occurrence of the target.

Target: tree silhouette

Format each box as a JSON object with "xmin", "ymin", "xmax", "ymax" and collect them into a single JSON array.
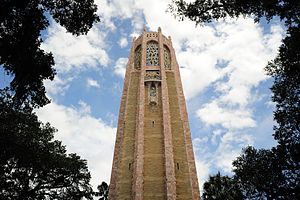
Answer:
[
  {"xmin": 0, "ymin": 1, "xmax": 105, "ymax": 199},
  {"xmin": 0, "ymin": 94, "xmax": 94, "ymax": 199},
  {"xmin": 95, "ymin": 182, "xmax": 109, "ymax": 200},
  {"xmin": 0, "ymin": 0, "xmax": 100, "ymax": 108},
  {"xmin": 202, "ymin": 172, "xmax": 243, "ymax": 200},
  {"xmin": 169, "ymin": 0, "xmax": 299, "ymax": 27}
]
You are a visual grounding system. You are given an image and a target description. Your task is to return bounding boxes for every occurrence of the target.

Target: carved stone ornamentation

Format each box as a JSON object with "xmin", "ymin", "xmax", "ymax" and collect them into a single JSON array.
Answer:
[
  {"xmin": 164, "ymin": 46, "xmax": 171, "ymax": 70},
  {"xmin": 150, "ymin": 85, "xmax": 156, "ymax": 97},
  {"xmin": 146, "ymin": 41, "xmax": 159, "ymax": 66},
  {"xmin": 147, "ymin": 82, "xmax": 159, "ymax": 106},
  {"xmin": 144, "ymin": 70, "xmax": 161, "ymax": 81},
  {"xmin": 134, "ymin": 45, "xmax": 141, "ymax": 70},
  {"xmin": 145, "ymin": 70, "xmax": 160, "ymax": 106}
]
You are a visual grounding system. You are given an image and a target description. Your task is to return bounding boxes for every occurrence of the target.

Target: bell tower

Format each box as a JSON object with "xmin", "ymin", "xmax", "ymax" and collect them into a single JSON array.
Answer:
[{"xmin": 109, "ymin": 28, "xmax": 200, "ymax": 200}]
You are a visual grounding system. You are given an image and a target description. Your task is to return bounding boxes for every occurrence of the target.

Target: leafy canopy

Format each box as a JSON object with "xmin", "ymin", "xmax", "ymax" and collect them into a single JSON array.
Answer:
[
  {"xmin": 232, "ymin": 146, "xmax": 285, "ymax": 199},
  {"xmin": 0, "ymin": 0, "xmax": 100, "ymax": 108},
  {"xmin": 0, "ymin": 93, "xmax": 94, "ymax": 199},
  {"xmin": 94, "ymin": 182, "xmax": 109, "ymax": 200},
  {"xmin": 0, "ymin": 1, "xmax": 103, "ymax": 198},
  {"xmin": 169, "ymin": 0, "xmax": 300, "ymax": 27},
  {"xmin": 202, "ymin": 172, "xmax": 243, "ymax": 200}
]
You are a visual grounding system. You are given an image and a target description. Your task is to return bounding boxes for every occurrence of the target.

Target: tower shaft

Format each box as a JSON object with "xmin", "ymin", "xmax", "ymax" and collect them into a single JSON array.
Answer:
[{"xmin": 109, "ymin": 28, "xmax": 200, "ymax": 200}]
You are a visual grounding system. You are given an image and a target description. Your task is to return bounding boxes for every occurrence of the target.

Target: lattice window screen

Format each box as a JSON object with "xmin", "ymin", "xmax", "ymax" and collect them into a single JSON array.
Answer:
[{"xmin": 146, "ymin": 42, "xmax": 159, "ymax": 66}]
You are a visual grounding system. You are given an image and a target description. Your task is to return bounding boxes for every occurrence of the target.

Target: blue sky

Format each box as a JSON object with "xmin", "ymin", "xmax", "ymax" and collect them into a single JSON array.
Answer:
[{"xmin": 2, "ymin": 0, "xmax": 286, "ymax": 191}]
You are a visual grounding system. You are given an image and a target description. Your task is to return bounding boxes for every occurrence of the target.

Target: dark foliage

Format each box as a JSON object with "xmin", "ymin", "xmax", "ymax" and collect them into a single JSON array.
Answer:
[
  {"xmin": 265, "ymin": 25, "xmax": 300, "ymax": 198},
  {"xmin": 0, "ymin": 94, "xmax": 94, "ymax": 199},
  {"xmin": 0, "ymin": 0, "xmax": 100, "ymax": 108},
  {"xmin": 233, "ymin": 146, "xmax": 286, "ymax": 199},
  {"xmin": 266, "ymin": 25, "xmax": 300, "ymax": 154},
  {"xmin": 169, "ymin": 0, "xmax": 300, "ymax": 27},
  {"xmin": 95, "ymin": 181, "xmax": 109, "ymax": 200},
  {"xmin": 202, "ymin": 172, "xmax": 243, "ymax": 200}
]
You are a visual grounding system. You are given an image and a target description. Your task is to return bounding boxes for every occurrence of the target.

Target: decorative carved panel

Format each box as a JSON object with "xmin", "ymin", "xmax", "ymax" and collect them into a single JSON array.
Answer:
[
  {"xmin": 147, "ymin": 82, "xmax": 159, "ymax": 106},
  {"xmin": 150, "ymin": 84, "xmax": 157, "ymax": 97},
  {"xmin": 144, "ymin": 70, "xmax": 161, "ymax": 81},
  {"xmin": 134, "ymin": 45, "xmax": 141, "ymax": 70},
  {"xmin": 146, "ymin": 41, "xmax": 159, "ymax": 66},
  {"xmin": 164, "ymin": 46, "xmax": 171, "ymax": 70}
]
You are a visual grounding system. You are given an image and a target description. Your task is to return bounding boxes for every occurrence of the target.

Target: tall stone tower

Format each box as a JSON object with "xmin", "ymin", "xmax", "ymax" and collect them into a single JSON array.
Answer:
[{"xmin": 109, "ymin": 28, "xmax": 200, "ymax": 200}]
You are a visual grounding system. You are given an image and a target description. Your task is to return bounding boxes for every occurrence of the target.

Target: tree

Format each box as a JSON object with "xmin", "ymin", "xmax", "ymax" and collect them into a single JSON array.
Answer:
[
  {"xmin": 0, "ymin": 0, "xmax": 100, "ymax": 108},
  {"xmin": 202, "ymin": 172, "xmax": 243, "ymax": 200},
  {"xmin": 232, "ymin": 146, "xmax": 286, "ymax": 199},
  {"xmin": 0, "ymin": 94, "xmax": 94, "ymax": 199},
  {"xmin": 169, "ymin": 0, "xmax": 300, "ymax": 27},
  {"xmin": 265, "ymin": 25, "xmax": 300, "ymax": 198},
  {"xmin": 95, "ymin": 182, "xmax": 109, "ymax": 200}
]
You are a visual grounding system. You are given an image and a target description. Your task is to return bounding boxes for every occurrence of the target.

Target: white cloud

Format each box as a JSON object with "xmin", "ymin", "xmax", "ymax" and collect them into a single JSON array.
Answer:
[
  {"xmin": 36, "ymin": 101, "xmax": 116, "ymax": 188},
  {"xmin": 214, "ymin": 131, "xmax": 253, "ymax": 172},
  {"xmin": 178, "ymin": 51, "xmax": 222, "ymax": 99},
  {"xmin": 78, "ymin": 100, "xmax": 92, "ymax": 114},
  {"xmin": 114, "ymin": 57, "xmax": 128, "ymax": 77},
  {"xmin": 86, "ymin": 78, "xmax": 101, "ymax": 89},
  {"xmin": 44, "ymin": 75, "xmax": 74, "ymax": 96},
  {"xmin": 118, "ymin": 37, "xmax": 128, "ymax": 48},
  {"xmin": 197, "ymin": 100, "xmax": 256, "ymax": 130},
  {"xmin": 188, "ymin": 19, "xmax": 282, "ymax": 136},
  {"xmin": 211, "ymin": 129, "xmax": 223, "ymax": 145},
  {"xmin": 95, "ymin": 0, "xmax": 144, "ymax": 33},
  {"xmin": 41, "ymin": 20, "xmax": 109, "ymax": 95},
  {"xmin": 195, "ymin": 158, "xmax": 211, "ymax": 193},
  {"xmin": 193, "ymin": 136, "xmax": 210, "ymax": 156},
  {"xmin": 41, "ymin": 22, "xmax": 109, "ymax": 73}
]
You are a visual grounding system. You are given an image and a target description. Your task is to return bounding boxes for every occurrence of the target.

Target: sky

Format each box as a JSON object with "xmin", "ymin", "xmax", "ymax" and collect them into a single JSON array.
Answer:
[{"xmin": 12, "ymin": 0, "xmax": 286, "ymax": 192}]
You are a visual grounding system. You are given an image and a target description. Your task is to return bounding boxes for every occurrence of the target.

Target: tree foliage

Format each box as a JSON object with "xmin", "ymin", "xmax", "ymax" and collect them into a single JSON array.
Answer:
[
  {"xmin": 169, "ymin": 0, "xmax": 300, "ymax": 27},
  {"xmin": 266, "ymin": 25, "xmax": 300, "ymax": 153},
  {"xmin": 265, "ymin": 25, "xmax": 300, "ymax": 198},
  {"xmin": 202, "ymin": 172, "xmax": 243, "ymax": 200},
  {"xmin": 95, "ymin": 182, "xmax": 109, "ymax": 200},
  {"xmin": 0, "ymin": 0, "xmax": 100, "ymax": 108},
  {"xmin": 0, "ymin": 1, "xmax": 103, "ymax": 198},
  {"xmin": 0, "ymin": 94, "xmax": 94, "ymax": 199},
  {"xmin": 232, "ymin": 146, "xmax": 286, "ymax": 199}
]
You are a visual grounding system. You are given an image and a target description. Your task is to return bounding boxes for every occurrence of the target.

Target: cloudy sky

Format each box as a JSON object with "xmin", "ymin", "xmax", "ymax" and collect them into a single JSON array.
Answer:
[{"xmin": 31, "ymin": 0, "xmax": 285, "ymax": 191}]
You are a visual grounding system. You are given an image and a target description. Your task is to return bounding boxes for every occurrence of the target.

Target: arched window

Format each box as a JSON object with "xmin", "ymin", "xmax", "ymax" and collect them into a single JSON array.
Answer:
[
  {"xmin": 146, "ymin": 41, "xmax": 159, "ymax": 66},
  {"xmin": 134, "ymin": 45, "xmax": 141, "ymax": 70},
  {"xmin": 164, "ymin": 45, "xmax": 171, "ymax": 70}
]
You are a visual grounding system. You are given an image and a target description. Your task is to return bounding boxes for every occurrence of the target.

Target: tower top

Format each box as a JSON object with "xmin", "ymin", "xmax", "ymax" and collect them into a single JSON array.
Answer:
[
  {"xmin": 142, "ymin": 26, "xmax": 161, "ymax": 33},
  {"xmin": 132, "ymin": 27, "xmax": 173, "ymax": 51},
  {"xmin": 137, "ymin": 27, "xmax": 171, "ymax": 39}
]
